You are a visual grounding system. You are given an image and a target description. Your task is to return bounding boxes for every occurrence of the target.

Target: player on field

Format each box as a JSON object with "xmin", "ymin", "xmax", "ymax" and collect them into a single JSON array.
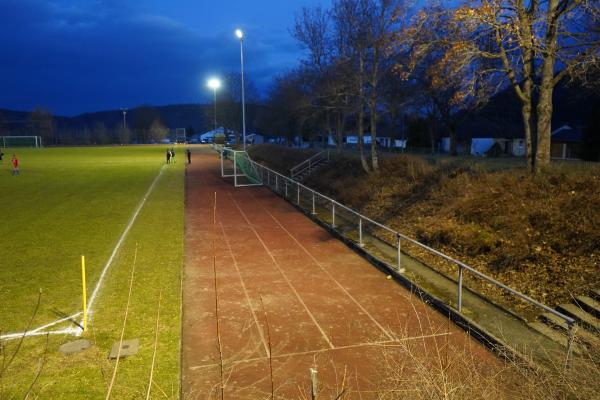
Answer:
[{"xmin": 11, "ymin": 154, "xmax": 19, "ymax": 175}]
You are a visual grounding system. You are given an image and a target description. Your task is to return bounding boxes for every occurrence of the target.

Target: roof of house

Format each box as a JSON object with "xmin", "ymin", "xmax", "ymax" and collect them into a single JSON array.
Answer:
[
  {"xmin": 455, "ymin": 116, "xmax": 523, "ymax": 140},
  {"xmin": 551, "ymin": 125, "xmax": 583, "ymax": 143}
]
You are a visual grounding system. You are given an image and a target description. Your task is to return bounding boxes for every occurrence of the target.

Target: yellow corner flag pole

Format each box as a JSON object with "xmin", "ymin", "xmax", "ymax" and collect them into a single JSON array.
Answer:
[{"xmin": 81, "ymin": 255, "xmax": 87, "ymax": 332}]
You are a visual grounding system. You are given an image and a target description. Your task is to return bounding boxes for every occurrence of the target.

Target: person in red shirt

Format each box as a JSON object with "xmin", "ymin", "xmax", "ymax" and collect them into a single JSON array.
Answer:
[{"xmin": 11, "ymin": 154, "xmax": 19, "ymax": 175}]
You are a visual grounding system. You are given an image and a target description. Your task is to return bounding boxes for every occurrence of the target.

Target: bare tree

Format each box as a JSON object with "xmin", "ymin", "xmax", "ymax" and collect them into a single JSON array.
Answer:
[
  {"xmin": 149, "ymin": 120, "xmax": 168, "ymax": 142},
  {"xmin": 115, "ymin": 125, "xmax": 131, "ymax": 145},
  {"xmin": 27, "ymin": 108, "xmax": 55, "ymax": 144},
  {"xmin": 447, "ymin": 0, "xmax": 600, "ymax": 173},
  {"xmin": 398, "ymin": 4, "xmax": 492, "ymax": 155}
]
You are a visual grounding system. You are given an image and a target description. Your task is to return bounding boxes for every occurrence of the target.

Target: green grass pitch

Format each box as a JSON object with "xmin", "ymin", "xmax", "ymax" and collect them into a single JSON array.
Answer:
[{"xmin": 0, "ymin": 146, "xmax": 184, "ymax": 398}]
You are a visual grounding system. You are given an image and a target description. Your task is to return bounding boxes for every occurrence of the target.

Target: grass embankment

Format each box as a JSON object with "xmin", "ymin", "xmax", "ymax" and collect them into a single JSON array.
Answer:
[
  {"xmin": 250, "ymin": 144, "xmax": 600, "ymax": 314},
  {"xmin": 0, "ymin": 146, "xmax": 183, "ymax": 399}
]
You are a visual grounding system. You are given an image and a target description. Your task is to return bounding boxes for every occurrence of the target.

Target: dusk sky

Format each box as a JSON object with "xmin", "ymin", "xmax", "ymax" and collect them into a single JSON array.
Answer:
[{"xmin": 0, "ymin": 0, "xmax": 330, "ymax": 116}]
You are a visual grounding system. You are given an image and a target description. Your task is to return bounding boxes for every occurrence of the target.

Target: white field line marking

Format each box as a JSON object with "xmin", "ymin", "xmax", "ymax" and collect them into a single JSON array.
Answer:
[
  {"xmin": 190, "ymin": 332, "xmax": 453, "ymax": 370},
  {"xmin": 255, "ymin": 201, "xmax": 396, "ymax": 342},
  {"xmin": 229, "ymin": 194, "xmax": 335, "ymax": 350},
  {"xmin": 0, "ymin": 165, "xmax": 166, "ymax": 342},
  {"xmin": 1, "ymin": 327, "xmax": 78, "ymax": 341},
  {"xmin": 218, "ymin": 221, "xmax": 270, "ymax": 357},
  {"xmin": 84, "ymin": 165, "xmax": 166, "ymax": 322}
]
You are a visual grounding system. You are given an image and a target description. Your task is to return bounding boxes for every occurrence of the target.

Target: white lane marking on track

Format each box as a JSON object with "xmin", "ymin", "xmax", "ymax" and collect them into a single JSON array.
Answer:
[
  {"xmin": 190, "ymin": 332, "xmax": 453, "ymax": 370},
  {"xmin": 229, "ymin": 193, "xmax": 335, "ymax": 350},
  {"xmin": 247, "ymin": 193, "xmax": 396, "ymax": 341},
  {"xmin": 218, "ymin": 220, "xmax": 271, "ymax": 357}
]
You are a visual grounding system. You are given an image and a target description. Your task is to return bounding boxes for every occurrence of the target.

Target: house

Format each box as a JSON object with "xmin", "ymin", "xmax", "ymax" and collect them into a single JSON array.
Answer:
[
  {"xmin": 327, "ymin": 129, "xmax": 402, "ymax": 149},
  {"xmin": 442, "ymin": 116, "xmax": 525, "ymax": 156},
  {"xmin": 550, "ymin": 125, "xmax": 583, "ymax": 159}
]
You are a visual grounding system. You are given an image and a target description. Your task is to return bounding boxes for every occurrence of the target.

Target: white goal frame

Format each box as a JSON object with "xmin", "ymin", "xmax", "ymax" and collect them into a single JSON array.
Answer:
[
  {"xmin": 1, "ymin": 136, "xmax": 43, "ymax": 148},
  {"xmin": 175, "ymin": 128, "xmax": 186, "ymax": 143}
]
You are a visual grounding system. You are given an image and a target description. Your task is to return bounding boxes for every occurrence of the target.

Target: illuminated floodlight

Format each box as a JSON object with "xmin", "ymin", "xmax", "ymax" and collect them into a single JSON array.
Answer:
[
  {"xmin": 235, "ymin": 29, "xmax": 243, "ymax": 39},
  {"xmin": 207, "ymin": 78, "xmax": 221, "ymax": 90}
]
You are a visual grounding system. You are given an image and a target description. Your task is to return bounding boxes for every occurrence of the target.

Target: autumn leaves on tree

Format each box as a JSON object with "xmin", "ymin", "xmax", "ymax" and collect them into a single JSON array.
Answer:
[{"xmin": 265, "ymin": 0, "xmax": 599, "ymax": 174}]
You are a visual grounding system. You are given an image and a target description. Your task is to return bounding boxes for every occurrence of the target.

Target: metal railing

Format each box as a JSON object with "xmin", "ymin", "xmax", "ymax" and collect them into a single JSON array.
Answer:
[
  {"xmin": 216, "ymin": 146, "xmax": 577, "ymax": 366},
  {"xmin": 289, "ymin": 150, "xmax": 330, "ymax": 180}
]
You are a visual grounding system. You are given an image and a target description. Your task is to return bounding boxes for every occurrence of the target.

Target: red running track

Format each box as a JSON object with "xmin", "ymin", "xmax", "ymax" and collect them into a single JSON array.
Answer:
[{"xmin": 182, "ymin": 148, "xmax": 499, "ymax": 399}]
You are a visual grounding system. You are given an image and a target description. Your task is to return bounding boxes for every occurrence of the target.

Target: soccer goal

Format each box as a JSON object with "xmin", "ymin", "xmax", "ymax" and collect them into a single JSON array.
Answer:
[
  {"xmin": 218, "ymin": 146, "xmax": 262, "ymax": 187},
  {"xmin": 1, "ymin": 136, "xmax": 43, "ymax": 148},
  {"xmin": 175, "ymin": 128, "xmax": 186, "ymax": 144}
]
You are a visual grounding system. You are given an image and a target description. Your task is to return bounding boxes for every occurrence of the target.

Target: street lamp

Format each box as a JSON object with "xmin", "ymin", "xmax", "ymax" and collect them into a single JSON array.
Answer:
[
  {"xmin": 236, "ymin": 29, "xmax": 247, "ymax": 151},
  {"xmin": 207, "ymin": 78, "xmax": 221, "ymax": 131},
  {"xmin": 121, "ymin": 108, "xmax": 127, "ymax": 130}
]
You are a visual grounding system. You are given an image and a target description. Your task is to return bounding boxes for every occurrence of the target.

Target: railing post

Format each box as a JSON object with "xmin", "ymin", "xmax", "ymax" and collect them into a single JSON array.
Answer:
[
  {"xmin": 220, "ymin": 149, "xmax": 225, "ymax": 177},
  {"xmin": 396, "ymin": 234, "xmax": 401, "ymax": 271},
  {"xmin": 234, "ymin": 151, "xmax": 238, "ymax": 187},
  {"xmin": 309, "ymin": 159, "xmax": 312, "ymax": 175},
  {"xmin": 457, "ymin": 266, "xmax": 464, "ymax": 312},
  {"xmin": 276, "ymin": 174, "xmax": 278, "ymax": 192},
  {"xmin": 331, "ymin": 202, "xmax": 336, "ymax": 228},
  {"xmin": 312, "ymin": 193, "xmax": 316, "ymax": 215},
  {"xmin": 297, "ymin": 184, "xmax": 300, "ymax": 205},
  {"xmin": 359, "ymin": 218, "xmax": 364, "ymax": 247},
  {"xmin": 565, "ymin": 322, "xmax": 575, "ymax": 371},
  {"xmin": 285, "ymin": 180, "xmax": 288, "ymax": 197}
]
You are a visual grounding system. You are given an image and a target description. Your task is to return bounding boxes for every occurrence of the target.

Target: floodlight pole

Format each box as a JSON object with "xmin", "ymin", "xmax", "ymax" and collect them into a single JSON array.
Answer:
[
  {"xmin": 237, "ymin": 30, "xmax": 247, "ymax": 151},
  {"xmin": 121, "ymin": 109, "xmax": 127, "ymax": 130},
  {"xmin": 213, "ymin": 87, "xmax": 218, "ymax": 131}
]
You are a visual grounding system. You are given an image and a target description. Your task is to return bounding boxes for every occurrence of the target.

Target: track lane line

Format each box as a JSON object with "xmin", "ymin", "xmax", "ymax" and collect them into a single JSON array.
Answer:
[
  {"xmin": 228, "ymin": 193, "xmax": 335, "ymax": 350},
  {"xmin": 244, "ymin": 193, "xmax": 396, "ymax": 342},
  {"xmin": 190, "ymin": 331, "xmax": 452, "ymax": 370},
  {"xmin": 218, "ymin": 220, "xmax": 270, "ymax": 357}
]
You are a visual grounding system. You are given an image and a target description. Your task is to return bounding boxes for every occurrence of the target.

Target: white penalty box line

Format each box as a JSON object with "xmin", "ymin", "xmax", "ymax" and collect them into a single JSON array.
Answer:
[{"xmin": 0, "ymin": 165, "xmax": 166, "ymax": 341}]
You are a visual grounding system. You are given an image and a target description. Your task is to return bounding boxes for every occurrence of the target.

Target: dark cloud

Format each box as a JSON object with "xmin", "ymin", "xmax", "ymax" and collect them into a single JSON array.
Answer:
[{"xmin": 0, "ymin": 0, "xmax": 326, "ymax": 115}]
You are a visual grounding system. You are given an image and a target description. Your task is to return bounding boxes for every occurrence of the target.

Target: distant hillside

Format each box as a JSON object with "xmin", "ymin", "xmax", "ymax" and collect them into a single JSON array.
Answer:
[{"xmin": 0, "ymin": 104, "xmax": 213, "ymax": 134}]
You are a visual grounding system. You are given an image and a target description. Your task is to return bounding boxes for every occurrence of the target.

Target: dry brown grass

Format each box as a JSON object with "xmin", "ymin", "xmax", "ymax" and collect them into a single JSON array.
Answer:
[{"xmin": 285, "ymin": 151, "xmax": 600, "ymax": 313}]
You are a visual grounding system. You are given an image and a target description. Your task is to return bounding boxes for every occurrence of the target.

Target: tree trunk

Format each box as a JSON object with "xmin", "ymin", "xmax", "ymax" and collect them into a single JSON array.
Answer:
[
  {"xmin": 535, "ymin": 72, "xmax": 554, "ymax": 173},
  {"xmin": 336, "ymin": 112, "xmax": 344, "ymax": 155},
  {"xmin": 535, "ymin": 0, "xmax": 559, "ymax": 174},
  {"xmin": 369, "ymin": 95, "xmax": 379, "ymax": 171},
  {"xmin": 358, "ymin": 54, "xmax": 370, "ymax": 173},
  {"xmin": 449, "ymin": 126, "xmax": 457, "ymax": 156},
  {"xmin": 520, "ymin": 103, "xmax": 535, "ymax": 172},
  {"xmin": 369, "ymin": 50, "xmax": 379, "ymax": 171}
]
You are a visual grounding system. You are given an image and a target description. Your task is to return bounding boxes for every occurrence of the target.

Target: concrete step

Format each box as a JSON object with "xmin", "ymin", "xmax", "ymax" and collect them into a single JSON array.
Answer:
[
  {"xmin": 538, "ymin": 313, "xmax": 600, "ymax": 349},
  {"xmin": 557, "ymin": 303, "xmax": 600, "ymax": 333},
  {"xmin": 575, "ymin": 296, "xmax": 600, "ymax": 319},
  {"xmin": 527, "ymin": 322, "xmax": 581, "ymax": 354},
  {"xmin": 591, "ymin": 289, "xmax": 600, "ymax": 302},
  {"xmin": 539, "ymin": 312, "xmax": 570, "ymax": 330}
]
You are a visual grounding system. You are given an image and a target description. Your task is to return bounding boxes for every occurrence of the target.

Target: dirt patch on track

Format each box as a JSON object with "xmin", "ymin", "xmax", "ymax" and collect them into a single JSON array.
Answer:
[{"xmin": 182, "ymin": 148, "xmax": 502, "ymax": 399}]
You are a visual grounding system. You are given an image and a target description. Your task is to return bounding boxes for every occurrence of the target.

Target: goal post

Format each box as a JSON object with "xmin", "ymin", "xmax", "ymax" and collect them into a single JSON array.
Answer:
[
  {"xmin": 1, "ymin": 136, "xmax": 43, "ymax": 148},
  {"xmin": 175, "ymin": 128, "xmax": 186, "ymax": 144}
]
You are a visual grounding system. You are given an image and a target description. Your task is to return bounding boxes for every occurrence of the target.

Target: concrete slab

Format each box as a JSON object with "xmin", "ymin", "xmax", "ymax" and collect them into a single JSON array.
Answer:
[
  {"xmin": 59, "ymin": 339, "xmax": 91, "ymax": 355},
  {"xmin": 527, "ymin": 322, "xmax": 581, "ymax": 354},
  {"xmin": 108, "ymin": 339, "xmax": 139, "ymax": 359},
  {"xmin": 557, "ymin": 304, "xmax": 600, "ymax": 333},
  {"xmin": 575, "ymin": 296, "xmax": 600, "ymax": 319}
]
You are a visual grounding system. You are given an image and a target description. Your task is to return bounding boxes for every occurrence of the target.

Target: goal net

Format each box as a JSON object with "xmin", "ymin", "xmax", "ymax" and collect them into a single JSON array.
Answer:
[
  {"xmin": 218, "ymin": 146, "xmax": 262, "ymax": 187},
  {"xmin": 175, "ymin": 128, "xmax": 186, "ymax": 143},
  {"xmin": 1, "ymin": 136, "xmax": 43, "ymax": 148}
]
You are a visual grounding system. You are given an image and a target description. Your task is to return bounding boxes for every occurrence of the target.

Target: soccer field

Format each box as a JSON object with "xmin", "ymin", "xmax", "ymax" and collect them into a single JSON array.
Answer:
[
  {"xmin": 0, "ymin": 146, "xmax": 178, "ymax": 334},
  {"xmin": 1, "ymin": 145, "xmax": 185, "ymax": 398}
]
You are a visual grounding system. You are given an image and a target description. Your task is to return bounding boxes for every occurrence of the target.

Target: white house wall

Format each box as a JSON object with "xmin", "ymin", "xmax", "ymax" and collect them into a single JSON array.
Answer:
[{"xmin": 471, "ymin": 138, "xmax": 494, "ymax": 156}]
